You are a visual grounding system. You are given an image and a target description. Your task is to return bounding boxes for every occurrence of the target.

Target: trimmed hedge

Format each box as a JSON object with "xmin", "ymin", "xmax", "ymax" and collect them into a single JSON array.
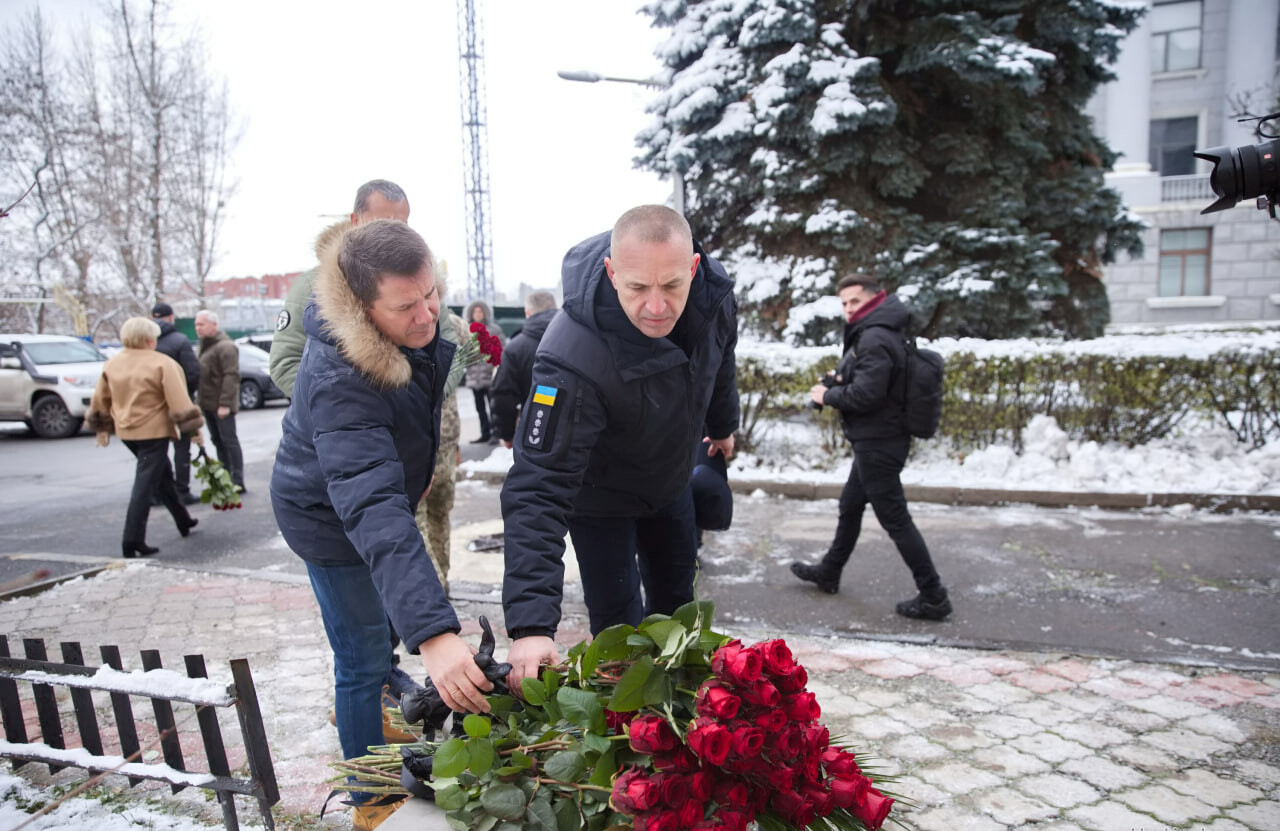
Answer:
[{"xmin": 735, "ymin": 347, "xmax": 1280, "ymax": 453}]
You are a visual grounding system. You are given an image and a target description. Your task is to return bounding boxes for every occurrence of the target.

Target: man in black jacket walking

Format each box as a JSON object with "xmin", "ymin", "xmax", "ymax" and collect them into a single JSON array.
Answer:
[
  {"xmin": 150, "ymin": 303, "xmax": 201, "ymax": 505},
  {"xmin": 501, "ymin": 205, "xmax": 739, "ymax": 686},
  {"xmin": 790, "ymin": 274, "xmax": 951, "ymax": 621},
  {"xmin": 490, "ymin": 290, "xmax": 558, "ymax": 448}
]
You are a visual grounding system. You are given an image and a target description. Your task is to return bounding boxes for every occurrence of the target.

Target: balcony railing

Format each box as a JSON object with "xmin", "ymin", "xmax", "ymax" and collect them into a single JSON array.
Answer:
[{"xmin": 1161, "ymin": 174, "xmax": 1214, "ymax": 203}]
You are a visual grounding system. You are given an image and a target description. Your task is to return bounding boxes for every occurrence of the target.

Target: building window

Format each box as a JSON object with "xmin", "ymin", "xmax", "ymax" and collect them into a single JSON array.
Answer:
[
  {"xmin": 1152, "ymin": 1, "xmax": 1202, "ymax": 72},
  {"xmin": 1159, "ymin": 228, "xmax": 1210, "ymax": 296},
  {"xmin": 1149, "ymin": 117, "xmax": 1198, "ymax": 175}
]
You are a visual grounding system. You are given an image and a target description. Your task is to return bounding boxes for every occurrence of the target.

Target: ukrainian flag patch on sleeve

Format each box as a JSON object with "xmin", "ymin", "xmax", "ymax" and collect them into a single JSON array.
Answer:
[{"xmin": 525, "ymin": 385, "xmax": 561, "ymax": 450}]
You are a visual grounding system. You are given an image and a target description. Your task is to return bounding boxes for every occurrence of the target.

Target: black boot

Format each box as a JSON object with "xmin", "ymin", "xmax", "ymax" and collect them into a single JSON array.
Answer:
[
  {"xmin": 790, "ymin": 561, "xmax": 840, "ymax": 594},
  {"xmin": 122, "ymin": 541, "xmax": 159, "ymax": 559},
  {"xmin": 896, "ymin": 588, "xmax": 952, "ymax": 621}
]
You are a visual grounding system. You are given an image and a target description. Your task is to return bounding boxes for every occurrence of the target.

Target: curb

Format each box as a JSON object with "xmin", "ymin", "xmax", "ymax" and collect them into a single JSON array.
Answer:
[{"xmin": 461, "ymin": 469, "xmax": 1280, "ymax": 513}]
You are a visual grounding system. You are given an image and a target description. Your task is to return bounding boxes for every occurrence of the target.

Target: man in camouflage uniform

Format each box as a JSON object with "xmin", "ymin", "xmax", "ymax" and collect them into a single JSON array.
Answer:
[{"xmin": 416, "ymin": 307, "xmax": 468, "ymax": 592}]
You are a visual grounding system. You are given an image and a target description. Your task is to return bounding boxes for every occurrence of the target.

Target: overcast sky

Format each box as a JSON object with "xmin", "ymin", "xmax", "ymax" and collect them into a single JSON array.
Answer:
[{"xmin": 5, "ymin": 0, "xmax": 673, "ymax": 300}]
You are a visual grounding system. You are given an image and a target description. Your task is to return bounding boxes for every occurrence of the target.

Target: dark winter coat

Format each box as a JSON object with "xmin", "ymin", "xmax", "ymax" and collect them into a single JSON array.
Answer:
[
  {"xmin": 489, "ymin": 307, "xmax": 556, "ymax": 442},
  {"xmin": 155, "ymin": 320, "xmax": 200, "ymax": 396},
  {"xmin": 269, "ymin": 233, "xmax": 459, "ymax": 653},
  {"xmin": 822, "ymin": 293, "xmax": 911, "ymax": 443},
  {"xmin": 500, "ymin": 230, "xmax": 740, "ymax": 639},
  {"xmin": 196, "ymin": 330, "xmax": 240, "ymax": 413}
]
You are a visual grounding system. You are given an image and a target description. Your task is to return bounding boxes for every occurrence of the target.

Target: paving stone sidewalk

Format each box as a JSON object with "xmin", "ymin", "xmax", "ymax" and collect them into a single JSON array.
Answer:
[{"xmin": 0, "ymin": 562, "xmax": 1277, "ymax": 830}]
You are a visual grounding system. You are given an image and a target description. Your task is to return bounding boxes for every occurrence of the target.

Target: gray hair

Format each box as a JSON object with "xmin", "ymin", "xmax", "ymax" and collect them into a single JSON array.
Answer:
[
  {"xmin": 525, "ymin": 290, "xmax": 557, "ymax": 314},
  {"xmin": 339, "ymin": 219, "xmax": 433, "ymax": 306},
  {"xmin": 120, "ymin": 316, "xmax": 161, "ymax": 349},
  {"xmin": 611, "ymin": 204, "xmax": 693, "ymax": 253},
  {"xmin": 195, "ymin": 309, "xmax": 219, "ymax": 325},
  {"xmin": 353, "ymin": 179, "xmax": 408, "ymax": 216}
]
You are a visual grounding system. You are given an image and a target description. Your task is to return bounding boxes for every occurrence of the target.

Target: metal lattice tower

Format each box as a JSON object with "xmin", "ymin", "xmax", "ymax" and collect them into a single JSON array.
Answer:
[{"xmin": 458, "ymin": 0, "xmax": 494, "ymax": 303}]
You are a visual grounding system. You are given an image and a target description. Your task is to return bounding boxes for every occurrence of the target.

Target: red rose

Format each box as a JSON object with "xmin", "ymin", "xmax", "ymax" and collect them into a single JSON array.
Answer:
[
  {"xmin": 741, "ymin": 678, "xmax": 780, "ymax": 708},
  {"xmin": 712, "ymin": 777, "xmax": 751, "ymax": 809},
  {"xmin": 635, "ymin": 810, "xmax": 681, "ymax": 831},
  {"xmin": 761, "ymin": 763, "xmax": 796, "ymax": 791},
  {"xmin": 753, "ymin": 639, "xmax": 796, "ymax": 677},
  {"xmin": 852, "ymin": 787, "xmax": 894, "ymax": 830},
  {"xmin": 677, "ymin": 799, "xmax": 703, "ymax": 826},
  {"xmin": 802, "ymin": 724, "xmax": 830, "ymax": 756},
  {"xmin": 771, "ymin": 724, "xmax": 804, "ymax": 759},
  {"xmin": 628, "ymin": 714, "xmax": 679, "ymax": 754},
  {"xmin": 652, "ymin": 746, "xmax": 699, "ymax": 772},
  {"xmin": 711, "ymin": 640, "xmax": 762, "ymax": 685},
  {"xmin": 771, "ymin": 789, "xmax": 819, "ymax": 828},
  {"xmin": 611, "ymin": 767, "xmax": 659, "ymax": 813},
  {"xmin": 696, "ymin": 680, "xmax": 742, "ymax": 720},
  {"xmin": 469, "ymin": 321, "xmax": 485, "ymax": 334},
  {"xmin": 829, "ymin": 774, "xmax": 870, "ymax": 809},
  {"xmin": 687, "ymin": 718, "xmax": 731, "ymax": 766},
  {"xmin": 823, "ymin": 748, "xmax": 862, "ymax": 777},
  {"xmin": 728, "ymin": 723, "xmax": 765, "ymax": 759},
  {"xmin": 714, "ymin": 808, "xmax": 754, "ymax": 831},
  {"xmin": 688, "ymin": 770, "xmax": 713, "ymax": 802},
  {"xmin": 654, "ymin": 772, "xmax": 691, "ymax": 808},
  {"xmin": 775, "ymin": 664, "xmax": 809, "ymax": 693},
  {"xmin": 605, "ymin": 708, "xmax": 635, "ymax": 731},
  {"xmin": 785, "ymin": 691, "xmax": 821, "ymax": 722},
  {"xmin": 752, "ymin": 707, "xmax": 787, "ymax": 732}
]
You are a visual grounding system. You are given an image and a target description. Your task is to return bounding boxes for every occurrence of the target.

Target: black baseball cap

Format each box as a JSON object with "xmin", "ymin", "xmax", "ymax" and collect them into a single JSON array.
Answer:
[{"xmin": 151, "ymin": 302, "xmax": 174, "ymax": 318}]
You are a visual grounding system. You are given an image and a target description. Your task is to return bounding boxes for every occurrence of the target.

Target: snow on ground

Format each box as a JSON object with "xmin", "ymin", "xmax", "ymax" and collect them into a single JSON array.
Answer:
[{"xmin": 464, "ymin": 323, "xmax": 1280, "ymax": 496}]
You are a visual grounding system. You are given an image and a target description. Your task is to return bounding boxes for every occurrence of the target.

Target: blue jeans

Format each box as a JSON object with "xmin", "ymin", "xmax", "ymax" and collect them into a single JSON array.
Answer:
[
  {"xmin": 568, "ymin": 485, "xmax": 698, "ymax": 635},
  {"xmin": 304, "ymin": 561, "xmax": 396, "ymax": 763}
]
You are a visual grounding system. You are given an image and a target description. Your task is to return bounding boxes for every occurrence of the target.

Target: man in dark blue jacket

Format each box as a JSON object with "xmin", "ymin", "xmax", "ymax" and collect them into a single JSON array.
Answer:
[
  {"xmin": 150, "ymin": 302, "xmax": 201, "ymax": 505},
  {"xmin": 790, "ymin": 274, "xmax": 951, "ymax": 621},
  {"xmin": 501, "ymin": 205, "xmax": 739, "ymax": 686},
  {"xmin": 269, "ymin": 221, "xmax": 492, "ymax": 812}
]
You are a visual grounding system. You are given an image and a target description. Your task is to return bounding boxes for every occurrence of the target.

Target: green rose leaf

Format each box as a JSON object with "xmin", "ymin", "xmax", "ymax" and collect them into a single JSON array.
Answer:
[
  {"xmin": 587, "ymin": 745, "xmax": 617, "ymax": 789},
  {"xmin": 581, "ymin": 731, "xmax": 610, "ymax": 754},
  {"xmin": 556, "ymin": 685, "xmax": 604, "ymax": 732},
  {"xmin": 554, "ymin": 798, "xmax": 582, "ymax": 831},
  {"xmin": 469, "ymin": 737, "xmax": 496, "ymax": 775},
  {"xmin": 433, "ymin": 783, "xmax": 468, "ymax": 811},
  {"xmin": 641, "ymin": 664, "xmax": 670, "ymax": 708},
  {"xmin": 543, "ymin": 749, "xmax": 588, "ymax": 783},
  {"xmin": 432, "ymin": 737, "xmax": 469, "ymax": 778},
  {"xmin": 521, "ymin": 677, "xmax": 547, "ymax": 706},
  {"xmin": 672, "ymin": 599, "xmax": 715, "ymax": 632},
  {"xmin": 463, "ymin": 714, "xmax": 493, "ymax": 738},
  {"xmin": 480, "ymin": 782, "xmax": 527, "ymax": 821},
  {"xmin": 525, "ymin": 796, "xmax": 559, "ymax": 831},
  {"xmin": 642, "ymin": 619, "xmax": 686, "ymax": 659},
  {"xmin": 608, "ymin": 654, "xmax": 653, "ymax": 712}
]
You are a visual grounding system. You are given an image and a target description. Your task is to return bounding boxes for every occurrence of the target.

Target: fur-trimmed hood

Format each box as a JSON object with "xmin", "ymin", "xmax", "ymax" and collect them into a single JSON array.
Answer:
[{"xmin": 309, "ymin": 228, "xmax": 430, "ymax": 388}]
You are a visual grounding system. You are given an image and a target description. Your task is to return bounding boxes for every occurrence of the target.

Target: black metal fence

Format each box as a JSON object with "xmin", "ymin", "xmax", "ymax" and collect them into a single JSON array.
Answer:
[{"xmin": 0, "ymin": 635, "xmax": 279, "ymax": 830}]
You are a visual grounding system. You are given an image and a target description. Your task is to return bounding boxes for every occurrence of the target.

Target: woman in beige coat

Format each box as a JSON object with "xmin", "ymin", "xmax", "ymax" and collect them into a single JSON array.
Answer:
[{"xmin": 86, "ymin": 317, "xmax": 205, "ymax": 558}]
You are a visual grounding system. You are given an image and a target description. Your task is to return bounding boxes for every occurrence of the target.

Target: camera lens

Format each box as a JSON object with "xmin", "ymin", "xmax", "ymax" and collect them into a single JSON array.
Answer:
[{"xmin": 1195, "ymin": 138, "xmax": 1280, "ymax": 214}]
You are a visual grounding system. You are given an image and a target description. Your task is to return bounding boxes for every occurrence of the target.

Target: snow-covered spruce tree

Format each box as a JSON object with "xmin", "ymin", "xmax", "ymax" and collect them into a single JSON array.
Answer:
[{"xmin": 638, "ymin": 0, "xmax": 1145, "ymax": 342}]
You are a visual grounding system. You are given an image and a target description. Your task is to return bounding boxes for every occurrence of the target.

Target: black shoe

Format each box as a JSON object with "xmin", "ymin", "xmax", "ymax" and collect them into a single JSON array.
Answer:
[
  {"xmin": 179, "ymin": 492, "xmax": 201, "ymax": 506},
  {"xmin": 122, "ymin": 541, "xmax": 159, "ymax": 559},
  {"xmin": 469, "ymin": 436, "xmax": 491, "ymax": 444},
  {"xmin": 896, "ymin": 590, "xmax": 952, "ymax": 621},
  {"xmin": 790, "ymin": 562, "xmax": 839, "ymax": 594},
  {"xmin": 177, "ymin": 517, "xmax": 199, "ymax": 538}
]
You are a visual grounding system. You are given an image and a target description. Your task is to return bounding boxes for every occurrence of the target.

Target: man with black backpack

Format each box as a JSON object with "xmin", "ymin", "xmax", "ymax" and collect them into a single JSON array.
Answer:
[{"xmin": 789, "ymin": 274, "xmax": 952, "ymax": 621}]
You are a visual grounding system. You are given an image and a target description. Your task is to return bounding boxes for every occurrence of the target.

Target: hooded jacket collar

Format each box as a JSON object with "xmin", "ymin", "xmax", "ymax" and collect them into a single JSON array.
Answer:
[{"xmin": 308, "ymin": 228, "xmax": 430, "ymax": 389}]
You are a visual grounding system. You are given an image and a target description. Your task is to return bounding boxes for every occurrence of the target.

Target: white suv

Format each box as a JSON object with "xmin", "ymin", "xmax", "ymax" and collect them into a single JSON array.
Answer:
[{"xmin": 0, "ymin": 334, "xmax": 106, "ymax": 438}]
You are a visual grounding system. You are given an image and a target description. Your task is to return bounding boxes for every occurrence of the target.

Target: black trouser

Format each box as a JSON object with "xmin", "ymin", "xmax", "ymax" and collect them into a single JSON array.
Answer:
[
  {"xmin": 568, "ymin": 485, "xmax": 698, "ymax": 635},
  {"xmin": 203, "ymin": 409, "xmax": 244, "ymax": 487},
  {"xmin": 172, "ymin": 433, "xmax": 192, "ymax": 494},
  {"xmin": 472, "ymin": 388, "xmax": 492, "ymax": 439},
  {"xmin": 123, "ymin": 438, "xmax": 192, "ymax": 544},
  {"xmin": 821, "ymin": 437, "xmax": 942, "ymax": 595}
]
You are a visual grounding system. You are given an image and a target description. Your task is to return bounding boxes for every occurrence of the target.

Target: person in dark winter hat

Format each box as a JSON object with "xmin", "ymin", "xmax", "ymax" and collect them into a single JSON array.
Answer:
[
  {"xmin": 789, "ymin": 274, "xmax": 951, "ymax": 621},
  {"xmin": 150, "ymin": 302, "xmax": 201, "ymax": 505}
]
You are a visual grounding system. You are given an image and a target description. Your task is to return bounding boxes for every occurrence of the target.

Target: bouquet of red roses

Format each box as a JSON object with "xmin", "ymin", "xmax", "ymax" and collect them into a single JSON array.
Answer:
[
  {"xmin": 332, "ymin": 602, "xmax": 898, "ymax": 830},
  {"xmin": 443, "ymin": 320, "xmax": 503, "ymax": 397}
]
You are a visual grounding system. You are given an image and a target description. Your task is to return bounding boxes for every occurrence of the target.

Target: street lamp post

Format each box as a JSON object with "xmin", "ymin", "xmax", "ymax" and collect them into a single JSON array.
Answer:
[{"xmin": 557, "ymin": 69, "xmax": 685, "ymax": 214}]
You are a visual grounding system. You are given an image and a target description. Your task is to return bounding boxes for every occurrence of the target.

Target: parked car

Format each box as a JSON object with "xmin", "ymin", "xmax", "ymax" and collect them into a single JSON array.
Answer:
[
  {"xmin": 237, "ymin": 344, "xmax": 287, "ymax": 410},
  {"xmin": 0, "ymin": 334, "xmax": 106, "ymax": 438},
  {"xmin": 234, "ymin": 333, "xmax": 274, "ymax": 352}
]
